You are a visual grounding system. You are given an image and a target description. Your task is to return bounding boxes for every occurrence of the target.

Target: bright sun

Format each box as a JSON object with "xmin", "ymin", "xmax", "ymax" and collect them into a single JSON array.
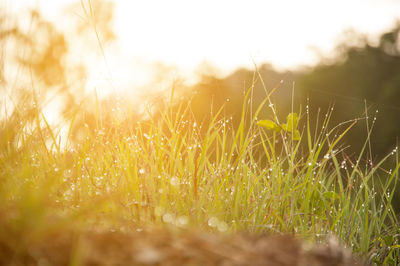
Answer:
[{"xmin": 5, "ymin": 0, "xmax": 400, "ymax": 96}]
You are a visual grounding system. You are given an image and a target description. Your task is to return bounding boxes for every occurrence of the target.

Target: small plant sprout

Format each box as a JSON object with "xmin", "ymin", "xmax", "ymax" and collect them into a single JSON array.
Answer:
[{"xmin": 257, "ymin": 112, "xmax": 301, "ymax": 140}]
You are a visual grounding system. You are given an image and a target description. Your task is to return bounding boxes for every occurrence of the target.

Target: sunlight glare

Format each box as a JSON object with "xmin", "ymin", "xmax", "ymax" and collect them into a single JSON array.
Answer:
[{"xmin": 5, "ymin": 0, "xmax": 400, "ymax": 97}]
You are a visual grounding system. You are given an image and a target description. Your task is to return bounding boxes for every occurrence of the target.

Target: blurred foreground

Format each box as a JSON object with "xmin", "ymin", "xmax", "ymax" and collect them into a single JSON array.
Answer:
[{"xmin": 0, "ymin": 226, "xmax": 360, "ymax": 266}]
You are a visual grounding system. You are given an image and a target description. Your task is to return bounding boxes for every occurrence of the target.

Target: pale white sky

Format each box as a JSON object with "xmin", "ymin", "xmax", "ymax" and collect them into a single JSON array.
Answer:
[
  {"xmin": 5, "ymin": 0, "xmax": 400, "ymax": 95},
  {"xmin": 115, "ymin": 0, "xmax": 400, "ymax": 70}
]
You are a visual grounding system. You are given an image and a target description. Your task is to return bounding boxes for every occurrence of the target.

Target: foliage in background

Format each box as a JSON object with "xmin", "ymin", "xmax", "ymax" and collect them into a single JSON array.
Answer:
[{"xmin": 297, "ymin": 24, "xmax": 400, "ymax": 158}]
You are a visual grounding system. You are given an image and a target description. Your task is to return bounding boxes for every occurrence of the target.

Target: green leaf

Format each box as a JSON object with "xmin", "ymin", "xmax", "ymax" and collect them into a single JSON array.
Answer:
[
  {"xmin": 292, "ymin": 129, "xmax": 301, "ymax": 141},
  {"xmin": 285, "ymin": 113, "xmax": 298, "ymax": 132},
  {"xmin": 257, "ymin": 120, "xmax": 281, "ymax": 132}
]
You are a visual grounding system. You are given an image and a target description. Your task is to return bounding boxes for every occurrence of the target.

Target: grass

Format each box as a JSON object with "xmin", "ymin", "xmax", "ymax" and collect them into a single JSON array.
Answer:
[{"xmin": 0, "ymin": 77, "xmax": 399, "ymax": 265}]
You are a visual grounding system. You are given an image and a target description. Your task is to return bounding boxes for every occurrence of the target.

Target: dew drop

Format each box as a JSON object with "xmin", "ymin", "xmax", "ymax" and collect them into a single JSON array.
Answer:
[
  {"xmin": 162, "ymin": 213, "xmax": 173, "ymax": 223},
  {"xmin": 208, "ymin": 217, "xmax": 219, "ymax": 228}
]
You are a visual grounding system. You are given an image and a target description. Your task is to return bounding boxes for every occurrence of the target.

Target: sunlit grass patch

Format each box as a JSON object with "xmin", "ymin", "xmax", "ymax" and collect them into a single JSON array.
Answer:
[{"xmin": 0, "ymin": 78, "xmax": 399, "ymax": 264}]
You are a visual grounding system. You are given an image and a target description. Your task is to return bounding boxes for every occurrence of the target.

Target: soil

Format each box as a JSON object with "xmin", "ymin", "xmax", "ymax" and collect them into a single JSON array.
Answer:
[{"xmin": 0, "ymin": 228, "xmax": 363, "ymax": 266}]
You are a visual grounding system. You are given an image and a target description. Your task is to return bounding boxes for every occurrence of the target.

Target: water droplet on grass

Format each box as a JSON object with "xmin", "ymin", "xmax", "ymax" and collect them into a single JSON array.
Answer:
[
  {"xmin": 177, "ymin": 216, "xmax": 189, "ymax": 227},
  {"xmin": 170, "ymin": 177, "xmax": 179, "ymax": 186},
  {"xmin": 208, "ymin": 217, "xmax": 219, "ymax": 227},
  {"xmin": 162, "ymin": 213, "xmax": 173, "ymax": 223},
  {"xmin": 63, "ymin": 169, "xmax": 72, "ymax": 178}
]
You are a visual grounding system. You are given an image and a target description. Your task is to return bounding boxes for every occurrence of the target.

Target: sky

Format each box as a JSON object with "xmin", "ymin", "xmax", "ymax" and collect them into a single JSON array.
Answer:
[
  {"xmin": 5, "ymin": 0, "xmax": 400, "ymax": 94},
  {"xmin": 114, "ymin": 0, "xmax": 400, "ymax": 70}
]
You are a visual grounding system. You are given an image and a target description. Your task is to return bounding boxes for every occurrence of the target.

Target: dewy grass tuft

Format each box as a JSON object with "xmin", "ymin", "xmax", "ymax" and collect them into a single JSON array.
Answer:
[{"xmin": 0, "ymin": 73, "xmax": 399, "ymax": 264}]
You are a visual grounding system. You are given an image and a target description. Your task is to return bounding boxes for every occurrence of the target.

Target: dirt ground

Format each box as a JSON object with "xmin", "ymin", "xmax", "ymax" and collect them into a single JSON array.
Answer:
[{"xmin": 0, "ymin": 227, "xmax": 363, "ymax": 266}]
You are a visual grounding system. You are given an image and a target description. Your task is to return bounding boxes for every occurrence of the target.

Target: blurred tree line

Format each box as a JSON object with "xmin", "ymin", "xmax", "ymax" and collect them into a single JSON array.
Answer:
[
  {"xmin": 186, "ymin": 25, "xmax": 400, "ymax": 161},
  {"xmin": 297, "ymin": 25, "xmax": 400, "ymax": 160}
]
